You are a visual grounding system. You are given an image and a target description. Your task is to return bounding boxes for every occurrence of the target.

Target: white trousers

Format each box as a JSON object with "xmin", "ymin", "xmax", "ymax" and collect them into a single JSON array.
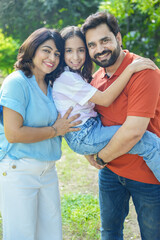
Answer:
[{"xmin": 0, "ymin": 157, "xmax": 62, "ymax": 240}]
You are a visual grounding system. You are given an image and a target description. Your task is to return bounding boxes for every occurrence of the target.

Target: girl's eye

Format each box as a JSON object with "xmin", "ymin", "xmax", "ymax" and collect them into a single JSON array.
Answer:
[
  {"xmin": 65, "ymin": 49, "xmax": 72, "ymax": 53},
  {"xmin": 43, "ymin": 49, "xmax": 50, "ymax": 53},
  {"xmin": 79, "ymin": 49, "xmax": 85, "ymax": 52}
]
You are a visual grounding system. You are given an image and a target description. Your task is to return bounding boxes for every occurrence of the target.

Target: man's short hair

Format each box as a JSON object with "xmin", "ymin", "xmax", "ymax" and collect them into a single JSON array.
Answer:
[{"xmin": 82, "ymin": 11, "xmax": 120, "ymax": 37}]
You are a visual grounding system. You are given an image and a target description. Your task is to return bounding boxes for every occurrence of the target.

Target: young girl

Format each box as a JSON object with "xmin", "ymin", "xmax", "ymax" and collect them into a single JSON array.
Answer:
[{"xmin": 52, "ymin": 26, "xmax": 160, "ymax": 181}]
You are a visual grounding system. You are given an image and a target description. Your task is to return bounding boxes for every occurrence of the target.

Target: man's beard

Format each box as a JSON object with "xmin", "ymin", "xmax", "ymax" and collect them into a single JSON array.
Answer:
[{"xmin": 91, "ymin": 43, "xmax": 121, "ymax": 68}]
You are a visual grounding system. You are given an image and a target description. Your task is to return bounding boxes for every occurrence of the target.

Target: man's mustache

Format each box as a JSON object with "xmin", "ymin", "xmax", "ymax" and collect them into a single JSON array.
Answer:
[{"xmin": 94, "ymin": 50, "xmax": 112, "ymax": 59}]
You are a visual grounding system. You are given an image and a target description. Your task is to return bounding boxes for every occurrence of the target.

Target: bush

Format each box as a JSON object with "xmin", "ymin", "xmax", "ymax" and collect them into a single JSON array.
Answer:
[{"xmin": 0, "ymin": 29, "xmax": 20, "ymax": 76}]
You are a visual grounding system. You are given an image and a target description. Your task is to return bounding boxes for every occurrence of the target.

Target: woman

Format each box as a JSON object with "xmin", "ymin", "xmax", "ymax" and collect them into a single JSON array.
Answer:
[{"xmin": 0, "ymin": 28, "xmax": 81, "ymax": 240}]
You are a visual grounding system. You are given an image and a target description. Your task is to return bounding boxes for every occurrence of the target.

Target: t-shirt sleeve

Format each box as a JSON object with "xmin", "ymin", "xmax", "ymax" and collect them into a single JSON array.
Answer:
[
  {"xmin": 53, "ymin": 72, "xmax": 97, "ymax": 106},
  {"xmin": 0, "ymin": 76, "xmax": 28, "ymax": 119},
  {"xmin": 127, "ymin": 69, "xmax": 160, "ymax": 118}
]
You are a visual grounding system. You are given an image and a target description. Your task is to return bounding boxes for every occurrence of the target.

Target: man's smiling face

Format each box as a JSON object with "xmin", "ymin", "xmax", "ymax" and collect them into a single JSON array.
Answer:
[{"xmin": 85, "ymin": 23, "xmax": 122, "ymax": 68}]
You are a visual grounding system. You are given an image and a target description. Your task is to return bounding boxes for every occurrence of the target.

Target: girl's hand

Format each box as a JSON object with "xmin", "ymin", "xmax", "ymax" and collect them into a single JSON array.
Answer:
[
  {"xmin": 129, "ymin": 57, "xmax": 158, "ymax": 74},
  {"xmin": 52, "ymin": 107, "xmax": 82, "ymax": 136}
]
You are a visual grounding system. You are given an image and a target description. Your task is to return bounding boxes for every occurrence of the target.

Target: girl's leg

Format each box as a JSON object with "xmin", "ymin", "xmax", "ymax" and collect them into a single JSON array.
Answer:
[
  {"xmin": 65, "ymin": 116, "xmax": 160, "ymax": 181},
  {"xmin": 65, "ymin": 116, "xmax": 121, "ymax": 155},
  {"xmin": 37, "ymin": 162, "xmax": 62, "ymax": 240},
  {"xmin": 128, "ymin": 131, "xmax": 160, "ymax": 181}
]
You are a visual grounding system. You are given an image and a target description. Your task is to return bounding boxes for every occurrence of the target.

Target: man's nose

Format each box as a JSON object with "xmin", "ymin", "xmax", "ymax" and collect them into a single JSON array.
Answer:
[{"xmin": 96, "ymin": 44, "xmax": 104, "ymax": 53}]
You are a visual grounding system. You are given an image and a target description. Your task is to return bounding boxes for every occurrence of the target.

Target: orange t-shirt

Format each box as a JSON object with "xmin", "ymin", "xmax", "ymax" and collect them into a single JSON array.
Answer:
[{"xmin": 91, "ymin": 50, "xmax": 160, "ymax": 184}]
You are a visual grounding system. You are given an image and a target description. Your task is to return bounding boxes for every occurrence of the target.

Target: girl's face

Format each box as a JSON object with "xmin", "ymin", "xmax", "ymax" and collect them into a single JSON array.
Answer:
[
  {"xmin": 64, "ymin": 36, "xmax": 86, "ymax": 70},
  {"xmin": 32, "ymin": 39, "xmax": 60, "ymax": 79}
]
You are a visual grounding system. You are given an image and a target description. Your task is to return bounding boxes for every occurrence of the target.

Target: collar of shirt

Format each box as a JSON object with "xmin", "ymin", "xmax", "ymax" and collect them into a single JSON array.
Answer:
[{"xmin": 100, "ymin": 50, "xmax": 134, "ymax": 80}]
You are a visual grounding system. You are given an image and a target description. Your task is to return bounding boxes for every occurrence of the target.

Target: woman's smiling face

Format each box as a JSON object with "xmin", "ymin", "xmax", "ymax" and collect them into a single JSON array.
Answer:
[{"xmin": 32, "ymin": 39, "xmax": 60, "ymax": 78}]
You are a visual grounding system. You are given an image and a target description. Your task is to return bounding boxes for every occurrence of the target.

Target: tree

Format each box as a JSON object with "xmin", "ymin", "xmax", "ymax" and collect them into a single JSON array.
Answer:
[
  {"xmin": 99, "ymin": 0, "xmax": 160, "ymax": 67},
  {"xmin": 0, "ymin": 29, "xmax": 20, "ymax": 75},
  {"xmin": 0, "ymin": 0, "xmax": 99, "ymax": 42}
]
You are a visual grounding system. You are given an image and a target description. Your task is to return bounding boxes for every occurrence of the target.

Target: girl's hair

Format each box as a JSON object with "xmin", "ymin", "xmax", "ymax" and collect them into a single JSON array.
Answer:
[
  {"xmin": 60, "ymin": 26, "xmax": 93, "ymax": 83},
  {"xmin": 14, "ymin": 28, "xmax": 64, "ymax": 85}
]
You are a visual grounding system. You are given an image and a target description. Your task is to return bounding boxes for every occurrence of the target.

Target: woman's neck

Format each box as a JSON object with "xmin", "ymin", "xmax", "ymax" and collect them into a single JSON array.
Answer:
[{"xmin": 33, "ymin": 70, "xmax": 48, "ymax": 95}]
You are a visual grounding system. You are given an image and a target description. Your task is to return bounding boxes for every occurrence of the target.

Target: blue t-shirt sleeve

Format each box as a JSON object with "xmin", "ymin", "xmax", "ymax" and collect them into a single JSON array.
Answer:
[{"xmin": 0, "ymin": 75, "xmax": 28, "ymax": 119}]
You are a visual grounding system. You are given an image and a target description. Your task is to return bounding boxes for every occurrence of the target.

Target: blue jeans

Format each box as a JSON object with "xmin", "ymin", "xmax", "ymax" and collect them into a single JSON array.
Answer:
[
  {"xmin": 65, "ymin": 116, "xmax": 160, "ymax": 181},
  {"xmin": 99, "ymin": 167, "xmax": 160, "ymax": 240}
]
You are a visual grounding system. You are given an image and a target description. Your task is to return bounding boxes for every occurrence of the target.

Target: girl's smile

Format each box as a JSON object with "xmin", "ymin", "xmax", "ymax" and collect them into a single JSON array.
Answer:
[{"xmin": 64, "ymin": 36, "xmax": 86, "ymax": 71}]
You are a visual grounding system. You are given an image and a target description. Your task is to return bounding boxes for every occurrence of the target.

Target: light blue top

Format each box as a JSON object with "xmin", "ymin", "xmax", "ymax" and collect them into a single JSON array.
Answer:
[{"xmin": 0, "ymin": 70, "xmax": 62, "ymax": 161}]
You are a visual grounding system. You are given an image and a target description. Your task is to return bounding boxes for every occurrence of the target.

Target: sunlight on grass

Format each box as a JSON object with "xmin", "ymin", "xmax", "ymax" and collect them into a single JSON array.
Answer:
[{"xmin": 61, "ymin": 193, "xmax": 101, "ymax": 240}]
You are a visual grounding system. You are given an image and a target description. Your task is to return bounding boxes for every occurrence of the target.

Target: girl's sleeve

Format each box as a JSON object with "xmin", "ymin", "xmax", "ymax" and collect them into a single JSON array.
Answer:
[{"xmin": 54, "ymin": 72, "xmax": 97, "ymax": 106}]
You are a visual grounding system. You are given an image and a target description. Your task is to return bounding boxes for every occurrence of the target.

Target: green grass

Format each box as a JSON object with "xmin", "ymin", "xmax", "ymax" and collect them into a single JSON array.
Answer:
[
  {"xmin": 61, "ymin": 194, "xmax": 100, "ymax": 240},
  {"xmin": 0, "ymin": 139, "xmax": 140, "ymax": 240}
]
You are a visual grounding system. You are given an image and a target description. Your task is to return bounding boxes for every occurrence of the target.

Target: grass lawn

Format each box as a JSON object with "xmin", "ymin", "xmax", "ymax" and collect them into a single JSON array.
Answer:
[
  {"xmin": 0, "ymin": 140, "xmax": 140, "ymax": 240},
  {"xmin": 57, "ymin": 139, "xmax": 141, "ymax": 240}
]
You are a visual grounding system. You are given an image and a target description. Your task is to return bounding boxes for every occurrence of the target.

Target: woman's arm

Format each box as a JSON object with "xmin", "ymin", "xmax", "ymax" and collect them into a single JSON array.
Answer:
[
  {"xmin": 90, "ymin": 58, "xmax": 157, "ymax": 107},
  {"xmin": 3, "ymin": 106, "xmax": 81, "ymax": 143}
]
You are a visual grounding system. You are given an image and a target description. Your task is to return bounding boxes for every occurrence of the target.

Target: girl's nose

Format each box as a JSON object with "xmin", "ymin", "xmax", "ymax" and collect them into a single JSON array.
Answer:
[{"xmin": 73, "ymin": 52, "xmax": 79, "ymax": 60}]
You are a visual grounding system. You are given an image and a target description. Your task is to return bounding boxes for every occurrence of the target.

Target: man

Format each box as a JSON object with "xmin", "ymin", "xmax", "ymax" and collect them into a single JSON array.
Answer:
[{"xmin": 82, "ymin": 12, "xmax": 160, "ymax": 240}]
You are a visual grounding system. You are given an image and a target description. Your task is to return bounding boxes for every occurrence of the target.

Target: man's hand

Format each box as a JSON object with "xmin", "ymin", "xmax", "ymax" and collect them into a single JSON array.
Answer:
[{"xmin": 84, "ymin": 155, "xmax": 105, "ymax": 169}]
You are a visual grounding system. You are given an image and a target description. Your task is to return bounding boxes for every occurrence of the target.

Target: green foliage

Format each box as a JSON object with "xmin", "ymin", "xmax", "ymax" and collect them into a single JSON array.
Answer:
[
  {"xmin": 99, "ymin": 0, "xmax": 160, "ymax": 67},
  {"xmin": 0, "ymin": 29, "xmax": 20, "ymax": 75},
  {"xmin": 61, "ymin": 193, "xmax": 100, "ymax": 239},
  {"xmin": 0, "ymin": 0, "xmax": 99, "ymax": 42}
]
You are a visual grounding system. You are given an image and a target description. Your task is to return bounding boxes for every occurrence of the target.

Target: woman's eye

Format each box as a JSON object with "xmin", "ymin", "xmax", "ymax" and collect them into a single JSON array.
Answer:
[{"xmin": 55, "ymin": 53, "xmax": 60, "ymax": 57}]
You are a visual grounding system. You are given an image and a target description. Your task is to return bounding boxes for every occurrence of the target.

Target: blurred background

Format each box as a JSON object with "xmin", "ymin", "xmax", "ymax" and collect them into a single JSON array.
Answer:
[{"xmin": 0, "ymin": 0, "xmax": 160, "ymax": 77}]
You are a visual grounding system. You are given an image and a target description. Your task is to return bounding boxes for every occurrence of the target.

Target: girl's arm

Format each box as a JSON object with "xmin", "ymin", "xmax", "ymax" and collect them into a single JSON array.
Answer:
[
  {"xmin": 89, "ymin": 58, "xmax": 157, "ymax": 107},
  {"xmin": 3, "ymin": 107, "xmax": 81, "ymax": 143}
]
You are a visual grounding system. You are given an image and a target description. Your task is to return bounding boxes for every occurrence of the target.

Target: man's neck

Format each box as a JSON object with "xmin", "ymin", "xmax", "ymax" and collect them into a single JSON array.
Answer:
[{"xmin": 105, "ymin": 51, "xmax": 126, "ymax": 78}]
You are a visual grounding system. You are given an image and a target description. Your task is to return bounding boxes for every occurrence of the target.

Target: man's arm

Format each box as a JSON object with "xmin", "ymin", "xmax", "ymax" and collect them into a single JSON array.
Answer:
[{"xmin": 98, "ymin": 115, "xmax": 150, "ymax": 163}]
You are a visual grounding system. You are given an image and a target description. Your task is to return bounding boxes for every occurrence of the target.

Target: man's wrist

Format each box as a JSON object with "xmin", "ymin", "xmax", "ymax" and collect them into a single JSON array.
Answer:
[{"xmin": 94, "ymin": 153, "xmax": 107, "ymax": 166}]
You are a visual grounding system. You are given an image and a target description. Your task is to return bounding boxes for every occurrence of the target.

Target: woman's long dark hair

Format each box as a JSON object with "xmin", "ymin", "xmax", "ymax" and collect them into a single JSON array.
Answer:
[
  {"xmin": 14, "ymin": 27, "xmax": 64, "ymax": 85},
  {"xmin": 60, "ymin": 26, "xmax": 93, "ymax": 83}
]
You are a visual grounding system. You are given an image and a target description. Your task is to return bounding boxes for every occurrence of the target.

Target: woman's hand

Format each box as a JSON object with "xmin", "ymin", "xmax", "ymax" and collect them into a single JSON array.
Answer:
[{"xmin": 52, "ymin": 107, "xmax": 82, "ymax": 136}]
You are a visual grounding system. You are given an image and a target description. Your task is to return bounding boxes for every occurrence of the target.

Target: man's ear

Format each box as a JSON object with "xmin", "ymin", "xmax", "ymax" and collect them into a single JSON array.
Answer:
[{"xmin": 116, "ymin": 32, "xmax": 122, "ymax": 46}]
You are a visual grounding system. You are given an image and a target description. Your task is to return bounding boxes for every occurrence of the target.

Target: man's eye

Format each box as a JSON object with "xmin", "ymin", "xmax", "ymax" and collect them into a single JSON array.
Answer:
[{"xmin": 88, "ymin": 44, "xmax": 95, "ymax": 49}]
